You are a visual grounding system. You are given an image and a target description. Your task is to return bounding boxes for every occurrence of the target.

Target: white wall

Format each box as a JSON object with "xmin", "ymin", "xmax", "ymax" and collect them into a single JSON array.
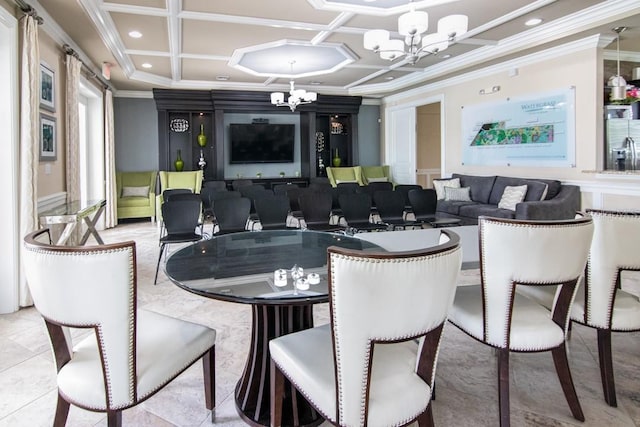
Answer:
[
  {"xmin": 385, "ymin": 36, "xmax": 602, "ymax": 181},
  {"xmin": 382, "ymin": 35, "xmax": 640, "ymax": 211}
]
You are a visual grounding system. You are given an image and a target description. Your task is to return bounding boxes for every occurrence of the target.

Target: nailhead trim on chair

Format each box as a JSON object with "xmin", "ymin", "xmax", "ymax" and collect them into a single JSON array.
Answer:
[
  {"xmin": 329, "ymin": 251, "xmax": 452, "ymax": 425},
  {"xmin": 30, "ymin": 245, "xmax": 137, "ymax": 410},
  {"xmin": 478, "ymin": 218, "xmax": 590, "ymax": 349},
  {"xmin": 582, "ymin": 209, "xmax": 640, "ymax": 331}
]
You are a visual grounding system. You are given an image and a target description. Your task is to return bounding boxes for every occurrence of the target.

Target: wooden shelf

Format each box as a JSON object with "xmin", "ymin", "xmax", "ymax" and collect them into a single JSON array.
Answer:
[{"xmin": 153, "ymin": 89, "xmax": 362, "ymax": 181}]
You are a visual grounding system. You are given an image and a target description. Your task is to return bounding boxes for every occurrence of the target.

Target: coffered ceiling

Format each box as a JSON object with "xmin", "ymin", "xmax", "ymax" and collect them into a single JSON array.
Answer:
[{"xmin": 32, "ymin": 0, "xmax": 640, "ymax": 97}]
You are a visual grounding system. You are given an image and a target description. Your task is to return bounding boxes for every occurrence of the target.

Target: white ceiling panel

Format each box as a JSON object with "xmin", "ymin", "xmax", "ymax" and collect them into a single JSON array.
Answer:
[{"xmin": 32, "ymin": 0, "xmax": 640, "ymax": 97}]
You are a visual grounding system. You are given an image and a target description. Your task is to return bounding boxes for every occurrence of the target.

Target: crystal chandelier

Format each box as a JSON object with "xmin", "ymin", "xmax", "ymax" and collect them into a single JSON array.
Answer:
[
  {"xmin": 363, "ymin": 2, "xmax": 468, "ymax": 65},
  {"xmin": 270, "ymin": 80, "xmax": 317, "ymax": 112}
]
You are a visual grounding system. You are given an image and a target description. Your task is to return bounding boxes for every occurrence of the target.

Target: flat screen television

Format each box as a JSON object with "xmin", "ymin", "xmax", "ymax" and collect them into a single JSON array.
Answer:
[{"xmin": 230, "ymin": 123, "xmax": 295, "ymax": 164}]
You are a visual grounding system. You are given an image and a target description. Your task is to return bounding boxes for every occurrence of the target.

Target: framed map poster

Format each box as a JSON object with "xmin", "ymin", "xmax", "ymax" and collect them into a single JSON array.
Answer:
[{"xmin": 461, "ymin": 87, "xmax": 575, "ymax": 167}]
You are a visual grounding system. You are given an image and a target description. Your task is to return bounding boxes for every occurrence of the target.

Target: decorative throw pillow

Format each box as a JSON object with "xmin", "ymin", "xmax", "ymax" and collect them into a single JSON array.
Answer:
[
  {"xmin": 122, "ymin": 186, "xmax": 149, "ymax": 197},
  {"xmin": 498, "ymin": 185, "xmax": 528, "ymax": 211},
  {"xmin": 367, "ymin": 177, "xmax": 388, "ymax": 183},
  {"xmin": 444, "ymin": 186, "xmax": 471, "ymax": 202},
  {"xmin": 433, "ymin": 178, "xmax": 460, "ymax": 200}
]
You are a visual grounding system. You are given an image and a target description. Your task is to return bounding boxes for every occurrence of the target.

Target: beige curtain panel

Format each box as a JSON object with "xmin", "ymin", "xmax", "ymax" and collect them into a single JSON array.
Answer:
[
  {"xmin": 18, "ymin": 14, "xmax": 39, "ymax": 307},
  {"xmin": 65, "ymin": 54, "xmax": 82, "ymax": 202},
  {"xmin": 105, "ymin": 89, "xmax": 117, "ymax": 228}
]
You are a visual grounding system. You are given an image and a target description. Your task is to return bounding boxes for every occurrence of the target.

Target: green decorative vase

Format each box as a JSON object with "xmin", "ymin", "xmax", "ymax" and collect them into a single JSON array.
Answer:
[
  {"xmin": 174, "ymin": 149, "xmax": 184, "ymax": 171},
  {"xmin": 197, "ymin": 124, "xmax": 207, "ymax": 147},
  {"xmin": 332, "ymin": 148, "xmax": 342, "ymax": 167}
]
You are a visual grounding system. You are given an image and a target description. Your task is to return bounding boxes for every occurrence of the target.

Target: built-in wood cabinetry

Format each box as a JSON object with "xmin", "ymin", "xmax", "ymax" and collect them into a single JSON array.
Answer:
[{"xmin": 153, "ymin": 89, "xmax": 361, "ymax": 181}]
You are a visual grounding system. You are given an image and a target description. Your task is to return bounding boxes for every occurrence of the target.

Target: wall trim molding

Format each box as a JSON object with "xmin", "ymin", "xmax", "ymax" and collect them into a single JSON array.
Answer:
[
  {"xmin": 114, "ymin": 90, "xmax": 154, "ymax": 98},
  {"xmin": 566, "ymin": 177, "xmax": 640, "ymax": 210}
]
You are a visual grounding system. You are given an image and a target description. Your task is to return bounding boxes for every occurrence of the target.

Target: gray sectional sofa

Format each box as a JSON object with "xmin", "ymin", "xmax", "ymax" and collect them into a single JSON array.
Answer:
[{"xmin": 435, "ymin": 173, "xmax": 581, "ymax": 225}]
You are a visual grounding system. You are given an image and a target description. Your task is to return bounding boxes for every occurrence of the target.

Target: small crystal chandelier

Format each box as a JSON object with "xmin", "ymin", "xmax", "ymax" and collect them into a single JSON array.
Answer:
[
  {"xmin": 270, "ymin": 61, "xmax": 317, "ymax": 112},
  {"xmin": 363, "ymin": 2, "xmax": 468, "ymax": 65},
  {"xmin": 608, "ymin": 26, "xmax": 628, "ymax": 101}
]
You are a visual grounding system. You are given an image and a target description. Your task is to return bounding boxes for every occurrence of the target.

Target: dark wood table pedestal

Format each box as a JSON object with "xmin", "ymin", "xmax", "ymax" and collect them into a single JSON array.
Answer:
[{"xmin": 235, "ymin": 304, "xmax": 325, "ymax": 427}]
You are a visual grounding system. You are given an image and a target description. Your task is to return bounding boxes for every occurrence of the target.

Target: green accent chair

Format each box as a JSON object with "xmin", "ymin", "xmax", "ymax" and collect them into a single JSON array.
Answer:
[
  {"xmin": 361, "ymin": 165, "xmax": 393, "ymax": 185},
  {"xmin": 326, "ymin": 166, "xmax": 365, "ymax": 187},
  {"xmin": 156, "ymin": 170, "xmax": 204, "ymax": 223},
  {"xmin": 116, "ymin": 171, "xmax": 157, "ymax": 221}
]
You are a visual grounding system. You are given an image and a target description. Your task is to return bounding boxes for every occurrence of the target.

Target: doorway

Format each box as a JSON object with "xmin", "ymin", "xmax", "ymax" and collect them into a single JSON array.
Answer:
[
  {"xmin": 79, "ymin": 79, "xmax": 105, "ymax": 229},
  {"xmin": 416, "ymin": 102, "xmax": 442, "ymax": 187},
  {"xmin": 384, "ymin": 95, "xmax": 444, "ymax": 187}
]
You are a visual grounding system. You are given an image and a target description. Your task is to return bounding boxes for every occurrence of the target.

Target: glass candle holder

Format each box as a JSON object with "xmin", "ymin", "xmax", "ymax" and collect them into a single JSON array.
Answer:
[
  {"xmin": 296, "ymin": 277, "xmax": 309, "ymax": 291},
  {"xmin": 274, "ymin": 269, "xmax": 287, "ymax": 287},
  {"xmin": 307, "ymin": 273, "xmax": 320, "ymax": 285}
]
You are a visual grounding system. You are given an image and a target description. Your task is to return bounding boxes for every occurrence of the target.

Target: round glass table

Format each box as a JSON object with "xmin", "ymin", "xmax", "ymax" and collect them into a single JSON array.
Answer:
[{"xmin": 165, "ymin": 230, "xmax": 384, "ymax": 426}]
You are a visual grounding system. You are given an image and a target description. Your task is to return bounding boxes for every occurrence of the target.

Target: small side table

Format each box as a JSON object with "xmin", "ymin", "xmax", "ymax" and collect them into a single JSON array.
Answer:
[
  {"xmin": 39, "ymin": 199, "xmax": 106, "ymax": 245},
  {"xmin": 429, "ymin": 218, "xmax": 462, "ymax": 228}
]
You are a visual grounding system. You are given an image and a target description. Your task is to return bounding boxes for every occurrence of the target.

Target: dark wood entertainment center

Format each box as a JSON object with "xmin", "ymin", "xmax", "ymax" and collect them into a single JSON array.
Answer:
[{"xmin": 153, "ymin": 89, "xmax": 362, "ymax": 186}]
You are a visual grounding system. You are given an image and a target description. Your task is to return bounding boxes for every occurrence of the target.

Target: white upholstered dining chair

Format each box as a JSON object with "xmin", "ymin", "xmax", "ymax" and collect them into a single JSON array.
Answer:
[
  {"xmin": 23, "ymin": 229, "xmax": 217, "ymax": 427},
  {"xmin": 519, "ymin": 209, "xmax": 640, "ymax": 407},
  {"xmin": 448, "ymin": 216, "xmax": 594, "ymax": 427},
  {"xmin": 269, "ymin": 230, "xmax": 462, "ymax": 427},
  {"xmin": 571, "ymin": 209, "xmax": 640, "ymax": 406}
]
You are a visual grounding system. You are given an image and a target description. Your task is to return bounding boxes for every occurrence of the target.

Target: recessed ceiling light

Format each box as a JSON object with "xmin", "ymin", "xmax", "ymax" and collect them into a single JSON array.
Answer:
[
  {"xmin": 141, "ymin": 63, "xmax": 152, "ymax": 69},
  {"xmin": 309, "ymin": 81, "xmax": 323, "ymax": 85},
  {"xmin": 216, "ymin": 76, "xmax": 230, "ymax": 81},
  {"xmin": 363, "ymin": 0, "xmax": 377, "ymax": 2},
  {"xmin": 128, "ymin": 30, "xmax": 142, "ymax": 38},
  {"xmin": 385, "ymin": 76, "xmax": 395, "ymax": 81},
  {"xmin": 440, "ymin": 54, "xmax": 452, "ymax": 59},
  {"xmin": 525, "ymin": 18, "xmax": 543, "ymax": 26}
]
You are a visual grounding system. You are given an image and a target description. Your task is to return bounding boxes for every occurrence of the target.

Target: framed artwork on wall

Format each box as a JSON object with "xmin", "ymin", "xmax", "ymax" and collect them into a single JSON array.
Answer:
[
  {"xmin": 40, "ymin": 62, "xmax": 55, "ymax": 112},
  {"xmin": 40, "ymin": 113, "xmax": 56, "ymax": 161}
]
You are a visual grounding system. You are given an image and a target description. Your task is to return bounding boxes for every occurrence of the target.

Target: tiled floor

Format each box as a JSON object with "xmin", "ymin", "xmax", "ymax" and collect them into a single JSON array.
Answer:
[{"xmin": 0, "ymin": 220, "xmax": 639, "ymax": 427}]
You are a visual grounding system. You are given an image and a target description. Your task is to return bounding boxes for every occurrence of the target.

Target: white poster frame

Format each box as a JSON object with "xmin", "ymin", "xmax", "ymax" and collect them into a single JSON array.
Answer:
[{"xmin": 461, "ymin": 87, "xmax": 576, "ymax": 167}]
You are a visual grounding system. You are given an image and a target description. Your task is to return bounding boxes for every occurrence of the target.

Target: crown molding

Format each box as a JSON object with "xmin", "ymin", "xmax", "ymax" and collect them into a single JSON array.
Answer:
[
  {"xmin": 351, "ymin": 0, "xmax": 640, "ymax": 96},
  {"xmin": 80, "ymin": 0, "xmax": 135, "ymax": 77},
  {"xmin": 113, "ymin": 90, "xmax": 154, "ymax": 99}
]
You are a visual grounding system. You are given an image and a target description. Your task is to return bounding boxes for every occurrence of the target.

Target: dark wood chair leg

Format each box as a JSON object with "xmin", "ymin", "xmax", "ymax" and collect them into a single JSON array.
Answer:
[
  {"xmin": 53, "ymin": 393, "xmax": 70, "ymax": 427},
  {"xmin": 597, "ymin": 328, "xmax": 617, "ymax": 407},
  {"xmin": 203, "ymin": 346, "xmax": 216, "ymax": 421},
  {"xmin": 154, "ymin": 243, "xmax": 166, "ymax": 285},
  {"xmin": 417, "ymin": 403, "xmax": 435, "ymax": 427},
  {"xmin": 497, "ymin": 348, "xmax": 510, "ymax": 427},
  {"xmin": 551, "ymin": 344, "xmax": 585, "ymax": 421},
  {"xmin": 270, "ymin": 360, "xmax": 284, "ymax": 427},
  {"xmin": 107, "ymin": 410, "xmax": 122, "ymax": 427}
]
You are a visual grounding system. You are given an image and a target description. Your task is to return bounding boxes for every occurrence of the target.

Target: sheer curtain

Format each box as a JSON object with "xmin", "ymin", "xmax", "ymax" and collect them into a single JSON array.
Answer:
[
  {"xmin": 65, "ymin": 54, "xmax": 81, "ymax": 201},
  {"xmin": 104, "ymin": 89, "xmax": 117, "ymax": 228},
  {"xmin": 18, "ymin": 15, "xmax": 39, "ymax": 307}
]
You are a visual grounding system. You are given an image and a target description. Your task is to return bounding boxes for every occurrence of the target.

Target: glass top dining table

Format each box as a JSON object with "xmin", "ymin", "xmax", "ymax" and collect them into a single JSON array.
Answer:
[
  {"xmin": 165, "ymin": 229, "xmax": 384, "ymax": 305},
  {"xmin": 165, "ymin": 229, "xmax": 385, "ymax": 426}
]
